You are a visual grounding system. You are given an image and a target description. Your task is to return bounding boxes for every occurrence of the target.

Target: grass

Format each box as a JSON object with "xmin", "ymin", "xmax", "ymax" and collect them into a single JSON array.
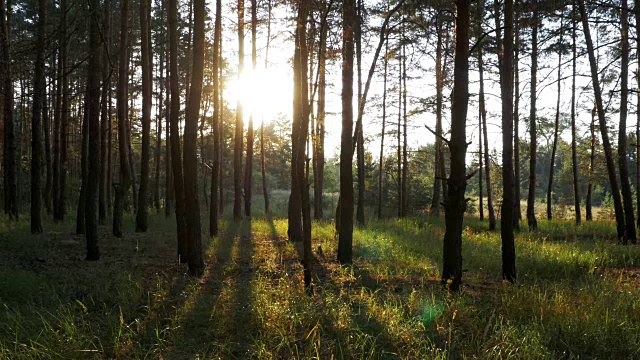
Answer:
[{"xmin": 1, "ymin": 210, "xmax": 640, "ymax": 359}]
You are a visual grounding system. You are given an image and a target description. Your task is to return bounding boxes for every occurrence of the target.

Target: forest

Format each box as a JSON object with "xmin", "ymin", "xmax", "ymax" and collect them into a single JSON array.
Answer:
[{"xmin": 2, "ymin": 0, "xmax": 640, "ymax": 358}]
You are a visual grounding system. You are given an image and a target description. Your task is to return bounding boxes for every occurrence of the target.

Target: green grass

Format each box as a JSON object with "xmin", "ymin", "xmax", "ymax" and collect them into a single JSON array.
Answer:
[{"xmin": 1, "ymin": 211, "xmax": 640, "ymax": 359}]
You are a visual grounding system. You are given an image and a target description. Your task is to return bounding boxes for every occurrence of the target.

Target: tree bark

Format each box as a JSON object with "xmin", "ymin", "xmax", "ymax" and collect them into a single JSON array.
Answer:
[
  {"xmin": 513, "ymin": 7, "xmax": 521, "ymax": 226},
  {"xmin": 571, "ymin": 0, "xmax": 581, "ymax": 225},
  {"xmin": 355, "ymin": 0, "xmax": 365, "ymax": 225},
  {"xmin": 136, "ymin": 0, "xmax": 152, "ymax": 232},
  {"xmin": 85, "ymin": 0, "xmax": 102, "ymax": 260},
  {"xmin": 113, "ymin": 0, "xmax": 131, "ymax": 238},
  {"xmin": 169, "ymin": 0, "xmax": 188, "ymax": 260},
  {"xmin": 586, "ymin": 106, "xmax": 595, "ymax": 221},
  {"xmin": 442, "ymin": 0, "xmax": 470, "ymax": 292},
  {"xmin": 43, "ymin": 77, "xmax": 52, "ymax": 215},
  {"xmin": 579, "ymin": 0, "xmax": 626, "ymax": 239},
  {"xmin": 244, "ymin": 0, "xmax": 257, "ymax": 217},
  {"xmin": 262, "ymin": 0, "xmax": 272, "ymax": 215},
  {"xmin": 618, "ymin": 0, "xmax": 636, "ymax": 243},
  {"xmin": 378, "ymin": 37, "xmax": 388, "ymax": 220},
  {"xmin": 58, "ymin": 0, "xmax": 68, "ymax": 220},
  {"xmin": 526, "ymin": 0, "xmax": 538, "ymax": 231},
  {"xmin": 636, "ymin": 2, "xmax": 640, "ymax": 228},
  {"xmin": 547, "ymin": 21, "xmax": 563, "ymax": 221},
  {"xmin": 183, "ymin": 0, "xmax": 205, "ymax": 276},
  {"xmin": 210, "ymin": 0, "xmax": 222, "ymax": 236},
  {"xmin": 478, "ymin": 25, "xmax": 495, "ymax": 229},
  {"xmin": 401, "ymin": 29, "xmax": 408, "ymax": 218},
  {"xmin": 338, "ymin": 0, "xmax": 355, "ymax": 264},
  {"xmin": 431, "ymin": 17, "xmax": 443, "ymax": 217},
  {"xmin": 500, "ymin": 0, "xmax": 516, "ymax": 282},
  {"xmin": 1, "ymin": 0, "xmax": 16, "ymax": 219},
  {"xmin": 77, "ymin": 93, "xmax": 89, "ymax": 235},
  {"xmin": 30, "ymin": 0, "xmax": 45, "ymax": 233},
  {"xmin": 99, "ymin": 0, "xmax": 111, "ymax": 224},
  {"xmin": 234, "ymin": 0, "xmax": 245, "ymax": 220}
]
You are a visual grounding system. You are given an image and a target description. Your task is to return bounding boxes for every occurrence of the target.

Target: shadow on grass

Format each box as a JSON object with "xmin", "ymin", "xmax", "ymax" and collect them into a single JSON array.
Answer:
[{"xmin": 162, "ymin": 217, "xmax": 256, "ymax": 358}]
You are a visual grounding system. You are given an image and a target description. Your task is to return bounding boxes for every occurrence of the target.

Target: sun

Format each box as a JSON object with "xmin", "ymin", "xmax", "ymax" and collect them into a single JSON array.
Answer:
[{"xmin": 226, "ymin": 67, "xmax": 292, "ymax": 124}]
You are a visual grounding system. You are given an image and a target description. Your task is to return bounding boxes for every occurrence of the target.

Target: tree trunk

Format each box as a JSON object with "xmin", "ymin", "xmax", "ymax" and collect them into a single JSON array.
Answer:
[
  {"xmin": 636, "ymin": 2, "xmax": 640, "ymax": 228},
  {"xmin": 579, "ymin": 0, "xmax": 626, "ymax": 239},
  {"xmin": 571, "ymin": 0, "xmax": 580, "ymax": 225},
  {"xmin": 431, "ymin": 18, "xmax": 443, "ymax": 217},
  {"xmin": 99, "ymin": 0, "xmax": 111, "ymax": 224},
  {"xmin": 210, "ymin": 0, "xmax": 222, "ymax": 236},
  {"xmin": 500, "ymin": 0, "xmax": 516, "ymax": 282},
  {"xmin": 401, "ymin": 31, "xmax": 408, "ymax": 218},
  {"xmin": 136, "ymin": 0, "xmax": 152, "ymax": 232},
  {"xmin": 183, "ymin": 0, "xmax": 205, "ymax": 276},
  {"xmin": 1, "ymin": 0, "xmax": 16, "ymax": 219},
  {"xmin": 43, "ymin": 78, "xmax": 52, "ymax": 215},
  {"xmin": 479, "ymin": 43, "xmax": 495, "ymax": 229},
  {"xmin": 442, "ymin": 0, "xmax": 470, "ymax": 292},
  {"xmin": 526, "ymin": 0, "xmax": 538, "ymax": 231},
  {"xmin": 85, "ymin": 0, "xmax": 102, "ymax": 260},
  {"xmin": 155, "ymin": 19, "xmax": 163, "ymax": 212},
  {"xmin": 169, "ymin": 0, "xmax": 188, "ymax": 260},
  {"xmin": 262, "ymin": 0, "xmax": 272, "ymax": 215},
  {"xmin": 113, "ymin": 0, "xmax": 131, "ymax": 238},
  {"xmin": 234, "ymin": 0, "xmax": 245, "ymax": 220},
  {"xmin": 547, "ymin": 22, "xmax": 563, "ymax": 221},
  {"xmin": 58, "ymin": 0, "xmax": 68, "ymax": 220},
  {"xmin": 586, "ymin": 106, "xmax": 595, "ymax": 221},
  {"xmin": 618, "ymin": 0, "xmax": 636, "ymax": 243},
  {"xmin": 378, "ymin": 38, "xmax": 388, "ymax": 220},
  {"xmin": 338, "ymin": 0, "xmax": 355, "ymax": 264},
  {"xmin": 513, "ymin": 7, "xmax": 521, "ymax": 225},
  {"xmin": 397, "ymin": 52, "xmax": 401, "ymax": 218},
  {"xmin": 355, "ymin": 0, "xmax": 365, "ymax": 225},
  {"xmin": 165, "ymin": 34, "xmax": 172, "ymax": 217},
  {"xmin": 244, "ymin": 0, "xmax": 257, "ymax": 217},
  {"xmin": 30, "ymin": 0, "xmax": 45, "ymax": 233},
  {"xmin": 476, "ymin": 1, "xmax": 484, "ymax": 221}
]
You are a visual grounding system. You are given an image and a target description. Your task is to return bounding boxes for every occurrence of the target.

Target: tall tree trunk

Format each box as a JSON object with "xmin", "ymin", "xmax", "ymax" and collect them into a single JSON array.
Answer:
[
  {"xmin": 571, "ymin": 0, "xmax": 580, "ymax": 225},
  {"xmin": 526, "ymin": 0, "xmax": 538, "ymax": 231},
  {"xmin": 442, "ymin": 0, "xmax": 470, "ymax": 292},
  {"xmin": 43, "ymin": 80, "xmax": 52, "ymax": 214},
  {"xmin": 58, "ymin": 0, "xmax": 68, "ymax": 220},
  {"xmin": 338, "ymin": 0, "xmax": 355, "ymax": 264},
  {"xmin": 1, "ymin": 0, "xmax": 16, "ymax": 219},
  {"xmin": 378, "ymin": 38, "xmax": 388, "ymax": 220},
  {"xmin": 136, "ymin": 0, "xmax": 152, "ymax": 232},
  {"xmin": 99, "ymin": 0, "xmax": 111, "ymax": 224},
  {"xmin": 478, "ymin": 31, "xmax": 496, "ymax": 229},
  {"xmin": 53, "ymin": 40, "xmax": 61, "ymax": 220},
  {"xmin": 261, "ymin": 0, "xmax": 272, "ymax": 215},
  {"xmin": 500, "ymin": 0, "xmax": 516, "ymax": 282},
  {"xmin": 431, "ymin": 18, "xmax": 443, "ymax": 216},
  {"xmin": 85, "ymin": 0, "xmax": 102, "ymax": 260},
  {"xmin": 234, "ymin": 0, "xmax": 245, "ymax": 220},
  {"xmin": 155, "ymin": 19, "xmax": 163, "ymax": 212},
  {"xmin": 30, "ymin": 0, "xmax": 45, "ymax": 233},
  {"xmin": 476, "ymin": 1, "xmax": 484, "ymax": 221},
  {"xmin": 547, "ymin": 22, "xmax": 563, "ymax": 221},
  {"xmin": 355, "ymin": 0, "xmax": 365, "ymax": 225},
  {"xmin": 618, "ymin": 0, "xmax": 636, "ymax": 243},
  {"xmin": 210, "ymin": 0, "xmax": 222, "ymax": 236},
  {"xmin": 401, "ymin": 30, "xmax": 408, "ymax": 218},
  {"xmin": 586, "ymin": 106, "xmax": 595, "ymax": 221},
  {"xmin": 113, "ymin": 0, "xmax": 131, "ymax": 238},
  {"xmin": 244, "ymin": 0, "xmax": 256, "ymax": 217},
  {"xmin": 183, "ymin": 0, "xmax": 205, "ymax": 276},
  {"xmin": 165, "ymin": 35, "xmax": 173, "ymax": 217},
  {"xmin": 169, "ymin": 0, "xmax": 188, "ymax": 260},
  {"xmin": 636, "ymin": 2, "xmax": 640, "ymax": 228},
  {"xmin": 513, "ymin": 7, "xmax": 521, "ymax": 225},
  {"xmin": 77, "ymin": 95, "xmax": 89, "ymax": 234},
  {"xmin": 578, "ymin": 0, "xmax": 625, "ymax": 238},
  {"xmin": 397, "ymin": 51, "xmax": 401, "ymax": 218}
]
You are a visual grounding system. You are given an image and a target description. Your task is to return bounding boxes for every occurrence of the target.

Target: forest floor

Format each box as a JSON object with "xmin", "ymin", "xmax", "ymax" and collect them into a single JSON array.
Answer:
[{"xmin": 2, "ymin": 212, "xmax": 640, "ymax": 359}]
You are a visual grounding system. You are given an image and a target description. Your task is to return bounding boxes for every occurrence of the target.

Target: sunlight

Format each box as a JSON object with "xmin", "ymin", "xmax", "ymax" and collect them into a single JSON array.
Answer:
[{"xmin": 226, "ymin": 67, "xmax": 292, "ymax": 124}]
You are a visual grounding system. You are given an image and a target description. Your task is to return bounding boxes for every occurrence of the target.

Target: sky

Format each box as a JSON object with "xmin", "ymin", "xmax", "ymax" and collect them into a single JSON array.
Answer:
[{"xmin": 208, "ymin": 0, "xmax": 631, "ymax": 166}]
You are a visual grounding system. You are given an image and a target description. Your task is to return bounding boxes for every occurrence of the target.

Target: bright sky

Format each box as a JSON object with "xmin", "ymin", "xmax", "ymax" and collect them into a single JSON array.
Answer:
[{"xmin": 211, "ymin": 1, "xmax": 631, "ymax": 165}]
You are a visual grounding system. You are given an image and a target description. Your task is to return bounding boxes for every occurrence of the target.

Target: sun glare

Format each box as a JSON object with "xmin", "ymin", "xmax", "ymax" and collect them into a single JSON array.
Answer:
[{"xmin": 226, "ymin": 68, "xmax": 292, "ymax": 124}]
